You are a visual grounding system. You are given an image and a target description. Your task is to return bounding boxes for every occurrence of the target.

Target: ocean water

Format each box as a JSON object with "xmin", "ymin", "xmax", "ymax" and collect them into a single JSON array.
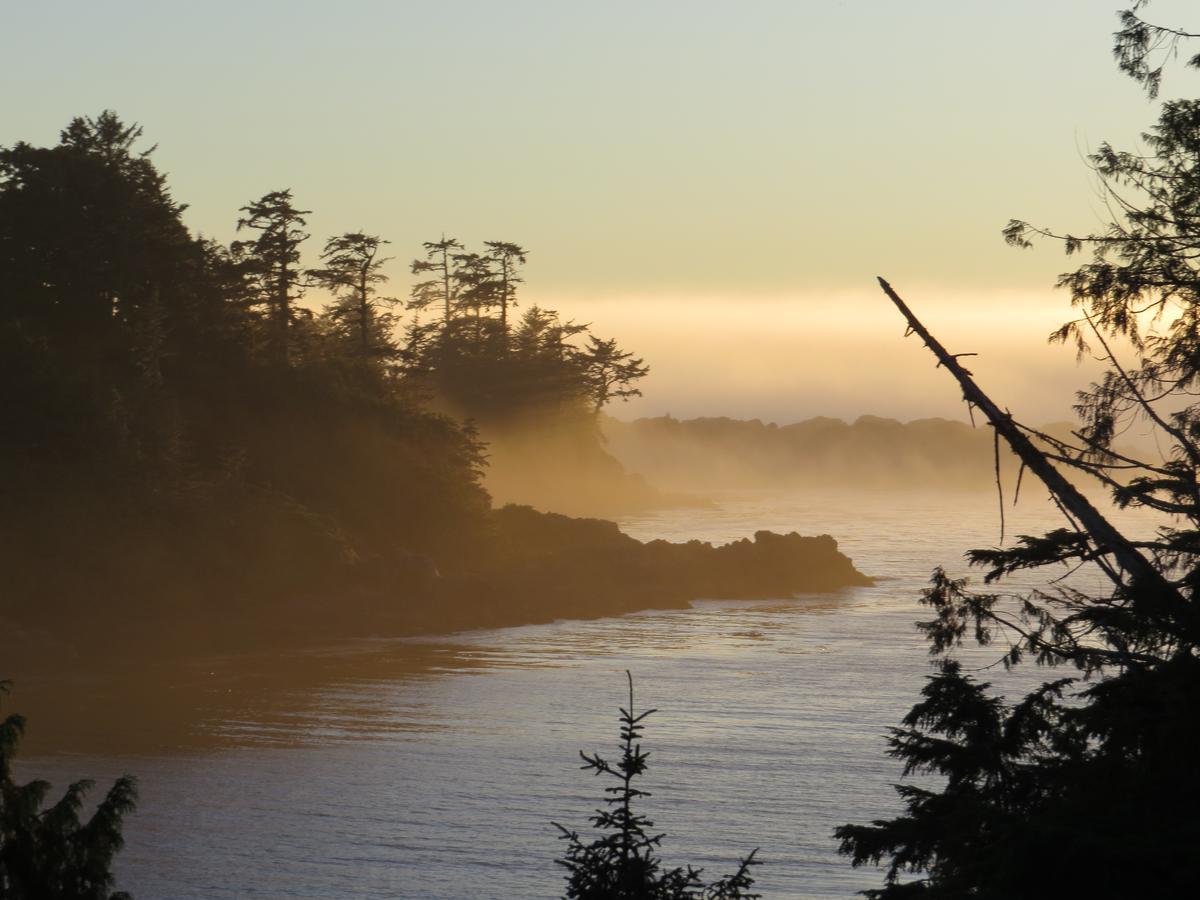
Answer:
[{"xmin": 14, "ymin": 489, "xmax": 1152, "ymax": 898}]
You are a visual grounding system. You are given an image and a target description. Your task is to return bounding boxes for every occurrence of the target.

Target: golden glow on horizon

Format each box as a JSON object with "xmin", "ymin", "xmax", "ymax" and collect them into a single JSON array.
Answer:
[{"xmin": 531, "ymin": 287, "xmax": 1114, "ymax": 426}]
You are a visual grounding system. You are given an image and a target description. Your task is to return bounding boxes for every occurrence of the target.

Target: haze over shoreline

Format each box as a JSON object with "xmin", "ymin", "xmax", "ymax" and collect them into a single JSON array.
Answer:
[{"xmin": 546, "ymin": 288, "xmax": 1118, "ymax": 426}]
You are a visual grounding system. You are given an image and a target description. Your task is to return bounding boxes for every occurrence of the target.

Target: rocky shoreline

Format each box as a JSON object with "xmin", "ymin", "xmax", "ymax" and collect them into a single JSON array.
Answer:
[
  {"xmin": 363, "ymin": 504, "xmax": 873, "ymax": 637},
  {"xmin": 4, "ymin": 504, "xmax": 872, "ymax": 665}
]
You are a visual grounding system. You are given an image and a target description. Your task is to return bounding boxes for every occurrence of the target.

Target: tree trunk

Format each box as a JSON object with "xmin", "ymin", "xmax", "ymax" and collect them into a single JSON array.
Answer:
[{"xmin": 877, "ymin": 276, "xmax": 1186, "ymax": 615}]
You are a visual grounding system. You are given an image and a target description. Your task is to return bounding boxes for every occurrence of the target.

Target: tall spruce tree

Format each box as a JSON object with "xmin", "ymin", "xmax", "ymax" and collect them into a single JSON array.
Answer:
[
  {"xmin": 409, "ymin": 236, "xmax": 463, "ymax": 325},
  {"xmin": 311, "ymin": 232, "xmax": 396, "ymax": 358},
  {"xmin": 232, "ymin": 190, "xmax": 311, "ymax": 366},
  {"xmin": 836, "ymin": 6, "xmax": 1200, "ymax": 897},
  {"xmin": 482, "ymin": 240, "xmax": 528, "ymax": 345}
]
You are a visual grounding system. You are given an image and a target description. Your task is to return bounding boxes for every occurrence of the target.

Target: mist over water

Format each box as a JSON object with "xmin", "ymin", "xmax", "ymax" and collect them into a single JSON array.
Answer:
[
  {"xmin": 5, "ymin": 2, "xmax": 1200, "ymax": 894},
  {"xmin": 16, "ymin": 489, "xmax": 1152, "ymax": 899},
  {"xmin": 544, "ymin": 290, "xmax": 1116, "ymax": 426}
]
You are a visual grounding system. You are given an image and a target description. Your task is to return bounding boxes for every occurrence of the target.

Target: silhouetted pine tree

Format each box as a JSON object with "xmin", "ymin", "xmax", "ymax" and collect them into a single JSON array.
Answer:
[
  {"xmin": 579, "ymin": 336, "xmax": 649, "ymax": 413},
  {"xmin": 0, "ymin": 681, "xmax": 136, "ymax": 900},
  {"xmin": 231, "ymin": 190, "xmax": 312, "ymax": 367},
  {"xmin": 837, "ymin": 10, "xmax": 1200, "ymax": 896},
  {"xmin": 481, "ymin": 241, "xmax": 527, "ymax": 345},
  {"xmin": 554, "ymin": 673, "xmax": 760, "ymax": 900},
  {"xmin": 310, "ymin": 232, "xmax": 397, "ymax": 360},
  {"xmin": 409, "ymin": 236, "xmax": 464, "ymax": 325},
  {"xmin": 402, "ymin": 237, "xmax": 648, "ymax": 426}
]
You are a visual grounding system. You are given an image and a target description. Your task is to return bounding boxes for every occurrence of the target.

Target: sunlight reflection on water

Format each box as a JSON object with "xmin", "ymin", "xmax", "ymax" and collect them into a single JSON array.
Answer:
[{"xmin": 17, "ymin": 489, "xmax": 1159, "ymax": 898}]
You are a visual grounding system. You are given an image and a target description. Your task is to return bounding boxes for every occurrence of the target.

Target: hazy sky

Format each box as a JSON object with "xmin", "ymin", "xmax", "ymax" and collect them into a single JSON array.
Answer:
[{"xmin": 5, "ymin": 1, "xmax": 1198, "ymax": 424}]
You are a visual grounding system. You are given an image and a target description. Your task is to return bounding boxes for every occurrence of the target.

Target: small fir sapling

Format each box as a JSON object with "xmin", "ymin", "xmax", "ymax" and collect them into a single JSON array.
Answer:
[{"xmin": 553, "ymin": 672, "xmax": 761, "ymax": 900}]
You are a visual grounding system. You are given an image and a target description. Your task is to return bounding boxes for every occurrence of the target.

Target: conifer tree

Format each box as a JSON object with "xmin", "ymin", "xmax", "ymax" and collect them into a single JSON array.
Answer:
[
  {"xmin": 401, "ymin": 237, "xmax": 648, "ymax": 424},
  {"xmin": 0, "ymin": 112, "xmax": 197, "ymax": 357},
  {"xmin": 554, "ymin": 673, "xmax": 760, "ymax": 900},
  {"xmin": 579, "ymin": 336, "xmax": 650, "ymax": 414},
  {"xmin": 837, "ymin": 7, "xmax": 1200, "ymax": 896},
  {"xmin": 1113, "ymin": 1, "xmax": 1200, "ymax": 98},
  {"xmin": 311, "ymin": 232, "xmax": 397, "ymax": 358},
  {"xmin": 0, "ymin": 111, "xmax": 233, "ymax": 468},
  {"xmin": 409, "ymin": 236, "xmax": 463, "ymax": 325},
  {"xmin": 232, "ymin": 190, "xmax": 311, "ymax": 366},
  {"xmin": 482, "ymin": 241, "xmax": 528, "ymax": 344},
  {"xmin": 0, "ymin": 682, "xmax": 136, "ymax": 900},
  {"xmin": 448, "ymin": 250, "xmax": 501, "ymax": 350},
  {"xmin": 512, "ymin": 306, "xmax": 585, "ymax": 361}
]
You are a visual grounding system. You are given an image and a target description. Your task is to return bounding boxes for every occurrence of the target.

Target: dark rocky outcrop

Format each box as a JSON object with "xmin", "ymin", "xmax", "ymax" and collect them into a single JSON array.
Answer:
[
  {"xmin": 401, "ymin": 505, "xmax": 872, "ymax": 634},
  {"xmin": 3, "ymin": 503, "xmax": 871, "ymax": 662}
]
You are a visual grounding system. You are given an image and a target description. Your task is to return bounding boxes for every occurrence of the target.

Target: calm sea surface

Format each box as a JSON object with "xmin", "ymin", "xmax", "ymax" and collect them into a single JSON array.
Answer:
[{"xmin": 15, "ymin": 489, "xmax": 1153, "ymax": 898}]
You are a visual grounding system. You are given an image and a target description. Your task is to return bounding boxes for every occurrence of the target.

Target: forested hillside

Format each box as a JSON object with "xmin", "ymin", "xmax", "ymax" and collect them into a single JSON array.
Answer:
[{"xmin": 0, "ymin": 113, "xmax": 864, "ymax": 657}]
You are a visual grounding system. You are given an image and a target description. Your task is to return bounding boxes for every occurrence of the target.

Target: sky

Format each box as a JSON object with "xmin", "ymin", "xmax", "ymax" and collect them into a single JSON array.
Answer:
[{"xmin": 4, "ymin": 0, "xmax": 1199, "ymax": 425}]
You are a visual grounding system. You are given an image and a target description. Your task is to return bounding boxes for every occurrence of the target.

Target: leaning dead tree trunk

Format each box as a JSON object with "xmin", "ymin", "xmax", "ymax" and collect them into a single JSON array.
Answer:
[{"xmin": 877, "ymin": 276, "xmax": 1186, "ymax": 611}]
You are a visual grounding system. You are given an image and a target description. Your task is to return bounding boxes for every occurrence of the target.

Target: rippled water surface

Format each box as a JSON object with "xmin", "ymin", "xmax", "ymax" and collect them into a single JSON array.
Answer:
[{"xmin": 16, "ymin": 490, "xmax": 1153, "ymax": 898}]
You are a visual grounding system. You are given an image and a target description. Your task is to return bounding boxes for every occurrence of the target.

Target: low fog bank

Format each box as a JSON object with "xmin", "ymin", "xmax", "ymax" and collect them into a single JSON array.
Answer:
[
  {"xmin": 546, "ymin": 289, "xmax": 1112, "ymax": 427},
  {"xmin": 476, "ymin": 416, "xmax": 667, "ymax": 518},
  {"xmin": 602, "ymin": 414, "xmax": 1088, "ymax": 493}
]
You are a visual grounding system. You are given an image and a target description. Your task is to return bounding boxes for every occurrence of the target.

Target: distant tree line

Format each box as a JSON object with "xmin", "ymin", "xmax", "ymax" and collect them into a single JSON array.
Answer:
[{"xmin": 601, "ymin": 414, "xmax": 1084, "ymax": 492}]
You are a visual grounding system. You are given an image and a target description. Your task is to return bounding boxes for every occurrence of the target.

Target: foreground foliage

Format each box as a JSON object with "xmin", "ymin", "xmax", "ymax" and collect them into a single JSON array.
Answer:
[
  {"xmin": 0, "ymin": 682, "xmax": 136, "ymax": 900},
  {"xmin": 554, "ymin": 674, "xmax": 760, "ymax": 900},
  {"xmin": 837, "ymin": 5, "xmax": 1200, "ymax": 897}
]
